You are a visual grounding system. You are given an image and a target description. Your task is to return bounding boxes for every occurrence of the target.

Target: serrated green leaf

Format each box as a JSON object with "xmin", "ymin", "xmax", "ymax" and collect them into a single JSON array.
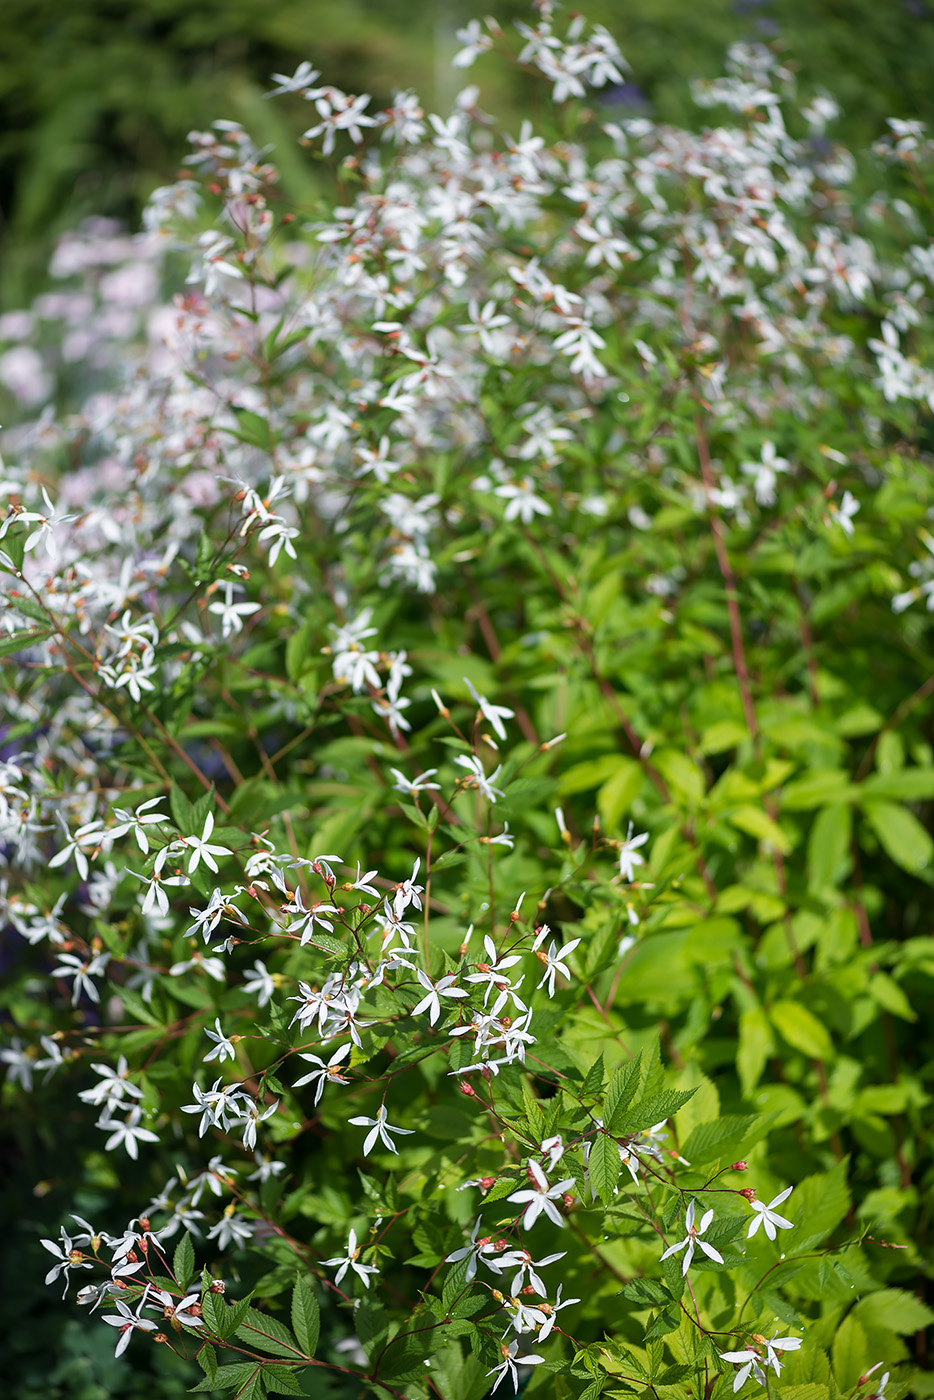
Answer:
[
  {"xmin": 189, "ymin": 1362, "xmax": 258, "ymax": 1392},
  {"xmin": 581, "ymin": 1053, "xmax": 605, "ymax": 1098},
  {"xmin": 236, "ymin": 1306, "xmax": 303, "ymax": 1359},
  {"xmin": 261, "ymin": 1365, "xmax": 304, "ymax": 1395},
  {"xmin": 615, "ymin": 1087, "xmax": 697, "ymax": 1136},
  {"xmin": 290, "ymin": 1277, "xmax": 319, "ymax": 1358},
  {"xmin": 680, "ymin": 1114, "xmax": 768, "ymax": 1166},
  {"xmin": 173, "ymin": 1232, "xmax": 195, "ymax": 1291},
  {"xmin": 195, "ymin": 1343, "xmax": 218, "ymax": 1382},
  {"xmin": 212, "ymin": 1292, "xmax": 254, "ymax": 1341},
  {"xmin": 604, "ymin": 1054, "xmax": 643, "ymax": 1132},
  {"xmin": 589, "ymin": 1132, "xmax": 622, "ymax": 1204},
  {"xmin": 853, "ymin": 1287, "xmax": 934, "ymax": 1333}
]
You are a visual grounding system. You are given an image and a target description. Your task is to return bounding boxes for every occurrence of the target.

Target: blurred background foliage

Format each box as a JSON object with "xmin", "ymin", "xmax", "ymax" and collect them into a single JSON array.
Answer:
[{"xmin": 3, "ymin": 0, "xmax": 934, "ymax": 307}]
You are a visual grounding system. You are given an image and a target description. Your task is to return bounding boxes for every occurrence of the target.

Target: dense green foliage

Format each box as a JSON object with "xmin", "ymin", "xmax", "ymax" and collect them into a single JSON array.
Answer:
[{"xmin": 1, "ymin": 6, "xmax": 933, "ymax": 1398}]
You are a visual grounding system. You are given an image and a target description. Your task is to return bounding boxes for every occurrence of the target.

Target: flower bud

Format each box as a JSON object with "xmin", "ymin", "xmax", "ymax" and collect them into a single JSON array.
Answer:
[
  {"xmin": 740, "ymin": 1188, "xmax": 757, "ymax": 1201},
  {"xmin": 732, "ymin": 1161, "xmax": 748, "ymax": 1171},
  {"xmin": 480, "ymin": 1177, "xmax": 495, "ymax": 1192},
  {"xmin": 458, "ymin": 1081, "xmax": 476, "ymax": 1097},
  {"xmin": 155, "ymin": 1333, "xmax": 168, "ymax": 1344},
  {"xmin": 561, "ymin": 1192, "xmax": 575, "ymax": 1211}
]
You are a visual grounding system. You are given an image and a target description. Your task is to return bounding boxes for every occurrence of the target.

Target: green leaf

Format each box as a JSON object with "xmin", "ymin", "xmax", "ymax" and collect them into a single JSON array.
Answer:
[
  {"xmin": 603, "ymin": 1053, "xmax": 642, "ymax": 1131},
  {"xmin": 261, "ymin": 1366, "xmax": 304, "ymax": 1396},
  {"xmin": 116, "ymin": 985, "xmax": 164, "ymax": 1028},
  {"xmin": 290, "ymin": 1277, "xmax": 320, "ymax": 1358},
  {"xmin": 174, "ymin": 1233, "xmax": 195, "ymax": 1291},
  {"xmin": 782, "ymin": 770, "xmax": 852, "ymax": 810},
  {"xmin": 853, "ymin": 1287, "xmax": 934, "ymax": 1334},
  {"xmin": 831, "ymin": 1314, "xmax": 869, "ymax": 1390},
  {"xmin": 792, "ymin": 1158, "xmax": 851, "ymax": 1247},
  {"xmin": 589, "ymin": 1132, "xmax": 622, "ymax": 1204},
  {"xmin": 737, "ymin": 1007, "xmax": 774, "ymax": 1096},
  {"xmin": 209, "ymin": 1292, "xmax": 254, "ymax": 1341},
  {"xmin": 581, "ymin": 1052, "xmax": 605, "ymax": 1098},
  {"xmin": 230, "ymin": 406, "xmax": 273, "ymax": 451},
  {"xmin": 862, "ymin": 800, "xmax": 934, "ymax": 877},
  {"xmin": 195, "ymin": 1343, "xmax": 218, "ymax": 1383},
  {"xmin": 170, "ymin": 779, "xmax": 194, "ymax": 833},
  {"xmin": 770, "ymin": 1000, "xmax": 835, "ymax": 1061},
  {"xmin": 235, "ymin": 1306, "xmax": 303, "ymax": 1359},
  {"xmin": 807, "ymin": 804, "xmax": 851, "ymax": 891},
  {"xmin": 861, "ymin": 767, "xmax": 934, "ymax": 800},
  {"xmin": 680, "ymin": 1114, "xmax": 764, "ymax": 1166},
  {"xmin": 0, "ymin": 628, "xmax": 52, "ymax": 657},
  {"xmin": 727, "ymin": 805, "xmax": 791, "ymax": 852},
  {"xmin": 189, "ymin": 1362, "xmax": 259, "ymax": 1392},
  {"xmin": 615, "ymin": 1087, "xmax": 697, "ymax": 1136},
  {"xmin": 869, "ymin": 972, "xmax": 917, "ymax": 1021},
  {"xmin": 597, "ymin": 759, "xmax": 643, "ymax": 829},
  {"xmin": 430, "ymin": 1344, "xmax": 493, "ymax": 1400},
  {"xmin": 620, "ymin": 1279, "xmax": 671, "ymax": 1307},
  {"xmin": 644, "ymin": 1306, "xmax": 680, "ymax": 1340}
]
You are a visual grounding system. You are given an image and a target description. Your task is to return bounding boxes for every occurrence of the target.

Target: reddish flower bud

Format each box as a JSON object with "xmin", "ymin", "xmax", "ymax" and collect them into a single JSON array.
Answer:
[
  {"xmin": 154, "ymin": 1333, "xmax": 168, "ymax": 1344},
  {"xmin": 732, "ymin": 1161, "xmax": 748, "ymax": 1171},
  {"xmin": 561, "ymin": 1192, "xmax": 575, "ymax": 1211},
  {"xmin": 479, "ymin": 1177, "xmax": 495, "ymax": 1192},
  {"xmin": 740, "ymin": 1188, "xmax": 757, "ymax": 1201},
  {"xmin": 458, "ymin": 1081, "xmax": 476, "ymax": 1097}
]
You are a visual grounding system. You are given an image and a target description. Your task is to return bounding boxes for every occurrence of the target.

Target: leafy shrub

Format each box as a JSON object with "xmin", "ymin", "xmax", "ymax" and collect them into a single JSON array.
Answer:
[{"xmin": 1, "ymin": 6, "xmax": 933, "ymax": 1398}]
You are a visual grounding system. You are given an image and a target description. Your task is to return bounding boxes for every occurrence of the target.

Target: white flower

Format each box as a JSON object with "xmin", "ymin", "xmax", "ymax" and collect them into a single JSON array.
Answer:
[
  {"xmin": 390, "ymin": 767, "xmax": 441, "ymax": 795},
  {"xmin": 533, "ymin": 930, "xmax": 581, "ymax": 998},
  {"xmin": 208, "ymin": 582, "xmax": 261, "ymax": 639},
  {"xmin": 207, "ymin": 1211, "xmax": 255, "ymax": 1250},
  {"xmin": 507, "ymin": 1161, "xmax": 574, "ymax": 1230},
  {"xmin": 464, "ymin": 677, "xmax": 515, "ymax": 741},
  {"xmin": 412, "ymin": 969, "xmax": 469, "ymax": 1025},
  {"xmin": 204, "ymin": 1018, "xmax": 237, "ymax": 1064},
  {"xmin": 445, "ymin": 1218, "xmax": 511, "ymax": 1283},
  {"xmin": 763, "ymin": 1332, "xmax": 802, "ymax": 1375},
  {"xmin": 149, "ymin": 1288, "xmax": 204, "ymax": 1328},
  {"xmin": 243, "ymin": 959, "xmax": 275, "ymax": 1007},
  {"xmin": 97, "ymin": 1105, "xmax": 160, "ymax": 1159},
  {"xmin": 740, "ymin": 441, "xmax": 790, "ymax": 506},
  {"xmin": 746, "ymin": 1185, "xmax": 794, "ymax": 1240},
  {"xmin": 453, "ymin": 19, "xmax": 493, "ymax": 68},
  {"xmin": 455, "ymin": 753, "xmax": 504, "ymax": 803},
  {"xmin": 41, "ymin": 1228, "xmax": 93, "ymax": 1298},
  {"xmin": 293, "ymin": 1042, "xmax": 352, "ymax": 1104},
  {"xmin": 102, "ymin": 1292, "xmax": 158, "ymax": 1357},
  {"xmin": 494, "ymin": 479, "xmax": 552, "ymax": 524},
  {"xmin": 659, "ymin": 1200, "xmax": 724, "ymax": 1275},
  {"xmin": 486, "ymin": 1339, "xmax": 545, "ymax": 1394},
  {"xmin": 536, "ymin": 1283, "xmax": 579, "ymax": 1341},
  {"xmin": 184, "ymin": 813, "xmax": 230, "ymax": 874},
  {"xmin": 349, "ymin": 1105, "xmax": 414, "ymax": 1156},
  {"xmin": 618, "ymin": 822, "xmax": 649, "ymax": 881},
  {"xmin": 720, "ymin": 1348, "xmax": 767, "ymax": 1392},
  {"xmin": 323, "ymin": 1228, "xmax": 379, "ymax": 1288},
  {"xmin": 500, "ymin": 1247, "xmax": 566, "ymax": 1297}
]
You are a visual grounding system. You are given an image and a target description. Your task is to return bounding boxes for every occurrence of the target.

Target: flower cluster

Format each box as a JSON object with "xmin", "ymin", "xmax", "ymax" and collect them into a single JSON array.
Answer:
[{"xmin": 0, "ymin": 4, "xmax": 925, "ymax": 1396}]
